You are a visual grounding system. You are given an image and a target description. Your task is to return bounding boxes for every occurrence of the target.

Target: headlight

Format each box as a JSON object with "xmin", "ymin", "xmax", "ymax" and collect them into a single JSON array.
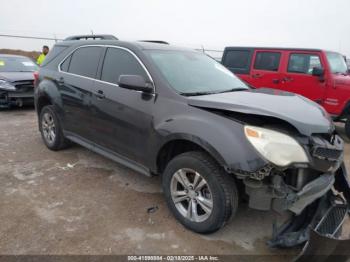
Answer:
[
  {"xmin": 0, "ymin": 79, "xmax": 16, "ymax": 91},
  {"xmin": 244, "ymin": 125, "xmax": 309, "ymax": 167}
]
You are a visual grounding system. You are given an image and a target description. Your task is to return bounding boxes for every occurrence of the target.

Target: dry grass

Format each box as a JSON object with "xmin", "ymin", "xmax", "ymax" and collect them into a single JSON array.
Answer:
[{"xmin": 0, "ymin": 49, "xmax": 40, "ymax": 60}]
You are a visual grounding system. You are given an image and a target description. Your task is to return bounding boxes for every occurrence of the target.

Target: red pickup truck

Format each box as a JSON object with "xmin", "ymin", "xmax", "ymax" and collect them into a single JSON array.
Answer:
[{"xmin": 221, "ymin": 47, "xmax": 350, "ymax": 138}]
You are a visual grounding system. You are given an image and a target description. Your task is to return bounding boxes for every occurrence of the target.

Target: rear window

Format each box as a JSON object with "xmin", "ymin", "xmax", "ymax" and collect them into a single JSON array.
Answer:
[
  {"xmin": 254, "ymin": 51, "xmax": 281, "ymax": 71},
  {"xmin": 67, "ymin": 46, "xmax": 102, "ymax": 78},
  {"xmin": 60, "ymin": 55, "xmax": 71, "ymax": 72},
  {"xmin": 224, "ymin": 50, "xmax": 251, "ymax": 71},
  {"xmin": 41, "ymin": 45, "xmax": 68, "ymax": 67},
  {"xmin": 288, "ymin": 53, "xmax": 322, "ymax": 74}
]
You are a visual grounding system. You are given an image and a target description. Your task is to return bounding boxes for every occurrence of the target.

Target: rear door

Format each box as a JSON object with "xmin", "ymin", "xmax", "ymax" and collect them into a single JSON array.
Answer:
[
  {"xmin": 90, "ymin": 47, "xmax": 155, "ymax": 167},
  {"xmin": 280, "ymin": 52, "xmax": 326, "ymax": 103},
  {"xmin": 248, "ymin": 50, "xmax": 283, "ymax": 88},
  {"xmin": 58, "ymin": 46, "xmax": 103, "ymax": 140}
]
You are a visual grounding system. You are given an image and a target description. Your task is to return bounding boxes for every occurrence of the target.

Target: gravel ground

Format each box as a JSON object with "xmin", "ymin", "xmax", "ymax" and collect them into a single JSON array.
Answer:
[{"xmin": 0, "ymin": 107, "xmax": 349, "ymax": 260}]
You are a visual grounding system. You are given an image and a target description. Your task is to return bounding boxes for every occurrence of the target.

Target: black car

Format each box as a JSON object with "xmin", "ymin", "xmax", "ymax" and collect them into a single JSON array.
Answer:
[
  {"xmin": 0, "ymin": 54, "xmax": 38, "ymax": 108},
  {"xmin": 34, "ymin": 38, "xmax": 350, "ymax": 258}
]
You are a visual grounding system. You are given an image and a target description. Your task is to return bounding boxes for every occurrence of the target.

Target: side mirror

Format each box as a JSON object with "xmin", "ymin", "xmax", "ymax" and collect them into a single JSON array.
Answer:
[
  {"xmin": 118, "ymin": 75, "xmax": 153, "ymax": 93},
  {"xmin": 312, "ymin": 67, "xmax": 325, "ymax": 77}
]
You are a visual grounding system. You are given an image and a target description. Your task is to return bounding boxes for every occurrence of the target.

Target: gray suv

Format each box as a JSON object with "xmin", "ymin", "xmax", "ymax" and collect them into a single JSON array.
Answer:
[{"xmin": 34, "ymin": 36, "xmax": 350, "ymax": 259}]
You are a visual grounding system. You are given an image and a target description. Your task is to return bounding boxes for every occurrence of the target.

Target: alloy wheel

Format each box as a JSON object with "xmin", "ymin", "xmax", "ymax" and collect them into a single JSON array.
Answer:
[
  {"xmin": 42, "ymin": 112, "xmax": 56, "ymax": 144},
  {"xmin": 170, "ymin": 168, "xmax": 213, "ymax": 223}
]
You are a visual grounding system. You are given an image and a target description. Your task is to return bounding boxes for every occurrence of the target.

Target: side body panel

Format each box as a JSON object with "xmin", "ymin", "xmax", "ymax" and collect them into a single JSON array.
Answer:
[
  {"xmin": 56, "ymin": 72, "xmax": 95, "ymax": 140},
  {"xmin": 278, "ymin": 50, "xmax": 327, "ymax": 104}
]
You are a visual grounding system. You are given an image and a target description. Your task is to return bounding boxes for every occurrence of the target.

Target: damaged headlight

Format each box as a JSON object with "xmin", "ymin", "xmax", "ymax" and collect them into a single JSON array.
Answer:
[
  {"xmin": 244, "ymin": 125, "xmax": 309, "ymax": 167},
  {"xmin": 0, "ymin": 79, "xmax": 16, "ymax": 91}
]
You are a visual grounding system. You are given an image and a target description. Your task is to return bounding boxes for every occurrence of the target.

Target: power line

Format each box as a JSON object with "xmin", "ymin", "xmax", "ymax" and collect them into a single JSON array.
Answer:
[{"xmin": 0, "ymin": 34, "xmax": 63, "ymax": 41}]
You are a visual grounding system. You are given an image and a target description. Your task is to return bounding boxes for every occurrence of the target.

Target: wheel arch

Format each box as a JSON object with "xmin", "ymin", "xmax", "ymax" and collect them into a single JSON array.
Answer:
[
  {"xmin": 155, "ymin": 134, "xmax": 227, "ymax": 175},
  {"xmin": 36, "ymin": 94, "xmax": 53, "ymax": 115}
]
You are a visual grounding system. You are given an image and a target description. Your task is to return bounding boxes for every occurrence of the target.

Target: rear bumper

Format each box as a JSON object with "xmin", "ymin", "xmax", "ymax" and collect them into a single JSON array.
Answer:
[{"xmin": 270, "ymin": 163, "xmax": 350, "ymax": 260}]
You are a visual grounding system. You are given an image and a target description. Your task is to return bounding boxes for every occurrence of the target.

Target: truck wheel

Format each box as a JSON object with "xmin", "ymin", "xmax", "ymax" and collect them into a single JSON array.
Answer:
[
  {"xmin": 39, "ymin": 105, "xmax": 70, "ymax": 151},
  {"xmin": 162, "ymin": 151, "xmax": 238, "ymax": 234},
  {"xmin": 345, "ymin": 118, "xmax": 350, "ymax": 140}
]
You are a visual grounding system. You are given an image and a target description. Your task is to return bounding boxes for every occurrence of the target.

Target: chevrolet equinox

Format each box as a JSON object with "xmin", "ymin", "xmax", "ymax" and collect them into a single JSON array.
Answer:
[{"xmin": 34, "ymin": 37, "xmax": 350, "ymax": 258}]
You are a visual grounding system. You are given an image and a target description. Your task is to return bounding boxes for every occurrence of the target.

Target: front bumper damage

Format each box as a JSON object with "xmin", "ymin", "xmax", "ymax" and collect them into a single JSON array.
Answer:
[
  {"xmin": 0, "ymin": 80, "xmax": 34, "ymax": 108},
  {"xmin": 0, "ymin": 90, "xmax": 34, "ymax": 108},
  {"xmin": 269, "ymin": 164, "xmax": 350, "ymax": 261}
]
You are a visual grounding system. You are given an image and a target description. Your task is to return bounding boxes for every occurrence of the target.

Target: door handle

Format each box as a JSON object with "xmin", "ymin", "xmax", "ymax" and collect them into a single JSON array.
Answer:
[
  {"xmin": 95, "ymin": 90, "xmax": 105, "ymax": 99},
  {"xmin": 252, "ymin": 73, "xmax": 262, "ymax": 79},
  {"xmin": 272, "ymin": 79, "xmax": 280, "ymax": 84},
  {"xmin": 282, "ymin": 77, "xmax": 293, "ymax": 83}
]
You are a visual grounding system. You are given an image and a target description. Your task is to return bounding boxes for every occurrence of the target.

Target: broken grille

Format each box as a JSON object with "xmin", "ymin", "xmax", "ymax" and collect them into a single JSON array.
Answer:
[
  {"xmin": 315, "ymin": 205, "xmax": 348, "ymax": 237},
  {"xmin": 312, "ymin": 147, "xmax": 342, "ymax": 161}
]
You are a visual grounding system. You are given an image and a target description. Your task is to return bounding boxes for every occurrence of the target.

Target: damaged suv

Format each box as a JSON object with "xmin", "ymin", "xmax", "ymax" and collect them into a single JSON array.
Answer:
[{"xmin": 34, "ymin": 38, "xmax": 350, "ymax": 259}]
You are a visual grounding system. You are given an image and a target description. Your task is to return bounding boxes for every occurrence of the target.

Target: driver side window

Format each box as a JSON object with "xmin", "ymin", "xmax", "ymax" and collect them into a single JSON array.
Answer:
[
  {"xmin": 288, "ymin": 53, "xmax": 323, "ymax": 75},
  {"xmin": 101, "ymin": 48, "xmax": 148, "ymax": 85}
]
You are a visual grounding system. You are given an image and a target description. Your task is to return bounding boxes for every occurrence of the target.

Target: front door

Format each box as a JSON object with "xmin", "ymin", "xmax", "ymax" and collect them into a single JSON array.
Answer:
[{"xmin": 90, "ymin": 47, "xmax": 155, "ymax": 167}]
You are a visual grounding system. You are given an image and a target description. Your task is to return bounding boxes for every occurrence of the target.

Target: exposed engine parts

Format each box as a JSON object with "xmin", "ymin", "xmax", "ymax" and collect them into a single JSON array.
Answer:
[{"xmin": 243, "ymin": 168, "xmax": 337, "ymax": 215}]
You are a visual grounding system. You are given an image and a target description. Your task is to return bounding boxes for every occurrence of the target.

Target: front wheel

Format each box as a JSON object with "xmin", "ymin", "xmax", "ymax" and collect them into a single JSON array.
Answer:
[{"xmin": 162, "ymin": 151, "xmax": 239, "ymax": 234}]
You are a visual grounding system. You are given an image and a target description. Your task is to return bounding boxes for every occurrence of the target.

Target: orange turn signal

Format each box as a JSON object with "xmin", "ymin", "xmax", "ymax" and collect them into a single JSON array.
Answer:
[{"xmin": 245, "ymin": 127, "xmax": 260, "ymax": 138}]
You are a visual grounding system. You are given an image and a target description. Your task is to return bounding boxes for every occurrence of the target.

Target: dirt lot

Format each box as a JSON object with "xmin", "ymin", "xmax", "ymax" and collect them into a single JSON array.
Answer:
[{"xmin": 0, "ymin": 108, "xmax": 349, "ymax": 259}]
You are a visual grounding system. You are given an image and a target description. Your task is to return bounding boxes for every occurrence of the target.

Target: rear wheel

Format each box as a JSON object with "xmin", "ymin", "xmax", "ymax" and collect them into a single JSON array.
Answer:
[
  {"xmin": 39, "ymin": 105, "xmax": 70, "ymax": 150},
  {"xmin": 162, "ymin": 151, "xmax": 238, "ymax": 234},
  {"xmin": 345, "ymin": 117, "xmax": 350, "ymax": 139}
]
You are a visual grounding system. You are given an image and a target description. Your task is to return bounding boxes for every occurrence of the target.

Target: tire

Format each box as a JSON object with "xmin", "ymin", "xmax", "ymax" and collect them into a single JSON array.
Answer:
[
  {"xmin": 345, "ymin": 117, "xmax": 350, "ymax": 140},
  {"xmin": 162, "ymin": 151, "xmax": 239, "ymax": 234},
  {"xmin": 39, "ymin": 105, "xmax": 70, "ymax": 151}
]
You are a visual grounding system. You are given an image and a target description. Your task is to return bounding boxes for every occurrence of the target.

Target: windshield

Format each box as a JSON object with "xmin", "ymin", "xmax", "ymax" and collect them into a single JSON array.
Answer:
[
  {"xmin": 326, "ymin": 52, "xmax": 348, "ymax": 74},
  {"xmin": 0, "ymin": 56, "xmax": 38, "ymax": 72},
  {"xmin": 146, "ymin": 50, "xmax": 248, "ymax": 95}
]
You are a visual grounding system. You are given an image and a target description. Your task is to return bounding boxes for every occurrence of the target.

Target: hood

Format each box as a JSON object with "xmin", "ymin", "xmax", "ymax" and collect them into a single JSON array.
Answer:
[
  {"xmin": 187, "ymin": 88, "xmax": 334, "ymax": 136},
  {"xmin": 0, "ymin": 72, "xmax": 35, "ymax": 82}
]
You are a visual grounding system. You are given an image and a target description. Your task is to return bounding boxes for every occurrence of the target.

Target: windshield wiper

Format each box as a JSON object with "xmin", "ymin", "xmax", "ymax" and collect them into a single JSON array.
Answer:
[
  {"xmin": 217, "ymin": 87, "xmax": 248, "ymax": 93},
  {"xmin": 181, "ymin": 91, "xmax": 218, "ymax": 96}
]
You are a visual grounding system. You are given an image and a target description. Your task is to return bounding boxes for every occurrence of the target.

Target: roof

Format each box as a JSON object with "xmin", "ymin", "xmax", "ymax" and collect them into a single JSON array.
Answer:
[
  {"xmin": 56, "ymin": 39, "xmax": 195, "ymax": 52},
  {"xmin": 224, "ymin": 46, "xmax": 323, "ymax": 52},
  {"xmin": 64, "ymin": 34, "xmax": 118, "ymax": 41}
]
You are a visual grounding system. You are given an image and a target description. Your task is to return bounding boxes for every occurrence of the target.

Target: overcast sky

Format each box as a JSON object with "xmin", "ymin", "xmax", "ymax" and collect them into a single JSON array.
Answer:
[{"xmin": 1, "ymin": 0, "xmax": 350, "ymax": 57}]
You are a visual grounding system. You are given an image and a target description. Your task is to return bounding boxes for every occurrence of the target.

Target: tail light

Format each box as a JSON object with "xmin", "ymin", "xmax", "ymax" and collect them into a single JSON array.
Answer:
[{"xmin": 33, "ymin": 71, "xmax": 39, "ymax": 87}]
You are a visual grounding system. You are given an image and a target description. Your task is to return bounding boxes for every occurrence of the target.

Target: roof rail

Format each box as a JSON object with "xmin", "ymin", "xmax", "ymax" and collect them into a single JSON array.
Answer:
[
  {"xmin": 64, "ymin": 34, "xmax": 118, "ymax": 41},
  {"xmin": 139, "ymin": 40, "xmax": 169, "ymax": 45}
]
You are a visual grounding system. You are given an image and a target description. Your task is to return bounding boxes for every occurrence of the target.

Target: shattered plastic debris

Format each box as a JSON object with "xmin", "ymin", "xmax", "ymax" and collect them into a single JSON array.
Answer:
[{"xmin": 147, "ymin": 206, "xmax": 159, "ymax": 214}]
